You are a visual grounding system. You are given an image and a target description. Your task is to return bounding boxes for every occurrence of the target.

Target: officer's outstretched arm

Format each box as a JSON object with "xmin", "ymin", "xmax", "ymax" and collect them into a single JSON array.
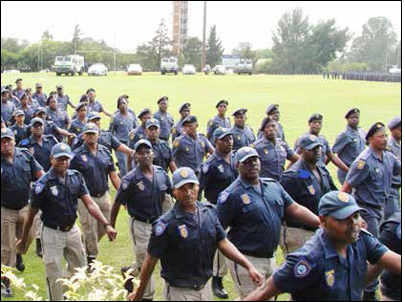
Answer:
[
  {"xmin": 327, "ymin": 152, "xmax": 349, "ymax": 172},
  {"xmin": 110, "ymin": 200, "xmax": 122, "ymax": 229},
  {"xmin": 16, "ymin": 206, "xmax": 39, "ymax": 254},
  {"xmin": 128, "ymin": 253, "xmax": 159, "ymax": 301},
  {"xmin": 365, "ymin": 250, "xmax": 401, "ymax": 285},
  {"xmin": 243, "ymin": 276, "xmax": 282, "ymax": 301},
  {"xmin": 285, "ymin": 202, "xmax": 321, "ymax": 229}
]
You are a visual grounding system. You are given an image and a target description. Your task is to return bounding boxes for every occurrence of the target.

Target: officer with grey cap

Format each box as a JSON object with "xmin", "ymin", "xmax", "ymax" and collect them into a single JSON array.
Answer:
[
  {"xmin": 10, "ymin": 110, "xmax": 29, "ymax": 145},
  {"xmin": 172, "ymin": 102, "xmax": 191, "ymax": 142},
  {"xmin": 231, "ymin": 108, "xmax": 256, "ymax": 151},
  {"xmin": 128, "ymin": 167, "xmax": 263, "ymax": 301},
  {"xmin": 207, "ymin": 100, "xmax": 232, "ymax": 145},
  {"xmin": 17, "ymin": 142, "xmax": 117, "ymax": 301},
  {"xmin": 32, "ymin": 83, "xmax": 47, "ymax": 108},
  {"xmin": 1, "ymin": 88, "xmax": 17, "ymax": 127}
]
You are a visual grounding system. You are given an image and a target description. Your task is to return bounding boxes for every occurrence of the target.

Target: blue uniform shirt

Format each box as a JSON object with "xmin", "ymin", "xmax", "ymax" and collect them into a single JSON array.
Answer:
[
  {"xmin": 332, "ymin": 126, "xmax": 366, "ymax": 167},
  {"xmin": 10, "ymin": 123, "xmax": 29, "ymax": 145},
  {"xmin": 151, "ymin": 139, "xmax": 174, "ymax": 172},
  {"xmin": 387, "ymin": 137, "xmax": 401, "ymax": 187},
  {"xmin": 56, "ymin": 94, "xmax": 73, "ymax": 111},
  {"xmin": 32, "ymin": 92, "xmax": 48, "ymax": 108},
  {"xmin": 46, "ymin": 107, "xmax": 70, "ymax": 130},
  {"xmin": 1, "ymin": 101, "xmax": 16, "ymax": 126},
  {"xmin": 273, "ymin": 228, "xmax": 388, "ymax": 301},
  {"xmin": 115, "ymin": 165, "xmax": 172, "ymax": 221},
  {"xmin": 148, "ymin": 201, "xmax": 227, "ymax": 289},
  {"xmin": 254, "ymin": 138, "xmax": 295, "ymax": 181},
  {"xmin": 1, "ymin": 147, "xmax": 43, "ymax": 209},
  {"xmin": 257, "ymin": 120, "xmax": 285, "ymax": 141},
  {"xmin": 153, "ymin": 110, "xmax": 174, "ymax": 141},
  {"xmin": 32, "ymin": 168, "xmax": 89, "ymax": 227},
  {"xmin": 171, "ymin": 118, "xmax": 186, "ymax": 142},
  {"xmin": 70, "ymin": 144, "xmax": 116, "ymax": 197},
  {"xmin": 42, "ymin": 120, "xmax": 62, "ymax": 141},
  {"xmin": 217, "ymin": 177, "xmax": 294, "ymax": 258},
  {"xmin": 231, "ymin": 125, "xmax": 256, "ymax": 151},
  {"xmin": 69, "ymin": 118, "xmax": 86, "ymax": 136},
  {"xmin": 88, "ymin": 100, "xmax": 104, "ymax": 114},
  {"xmin": 72, "ymin": 130, "xmax": 122, "ymax": 152},
  {"xmin": 128, "ymin": 126, "xmax": 147, "ymax": 149},
  {"xmin": 18, "ymin": 135, "xmax": 58, "ymax": 171},
  {"xmin": 199, "ymin": 152, "xmax": 238, "ymax": 203},
  {"xmin": 346, "ymin": 147, "xmax": 401, "ymax": 208},
  {"xmin": 207, "ymin": 115, "xmax": 231, "ymax": 145},
  {"xmin": 12, "ymin": 88, "xmax": 25, "ymax": 100},
  {"xmin": 173, "ymin": 133, "xmax": 213, "ymax": 171},
  {"xmin": 109, "ymin": 111, "xmax": 137, "ymax": 142}
]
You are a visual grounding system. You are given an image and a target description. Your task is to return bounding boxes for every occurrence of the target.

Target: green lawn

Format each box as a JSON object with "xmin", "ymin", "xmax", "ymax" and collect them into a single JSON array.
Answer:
[{"xmin": 1, "ymin": 72, "xmax": 400, "ymax": 301}]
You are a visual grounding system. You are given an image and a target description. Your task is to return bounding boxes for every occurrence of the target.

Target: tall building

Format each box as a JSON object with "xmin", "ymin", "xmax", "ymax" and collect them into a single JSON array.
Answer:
[{"xmin": 173, "ymin": 1, "xmax": 188, "ymax": 57}]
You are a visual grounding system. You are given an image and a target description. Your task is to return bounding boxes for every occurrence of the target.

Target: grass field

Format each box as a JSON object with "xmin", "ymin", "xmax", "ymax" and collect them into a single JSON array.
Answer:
[{"xmin": 1, "ymin": 72, "xmax": 401, "ymax": 301}]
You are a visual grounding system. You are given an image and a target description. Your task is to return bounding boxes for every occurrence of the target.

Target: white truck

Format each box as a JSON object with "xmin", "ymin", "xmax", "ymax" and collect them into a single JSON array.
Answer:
[
  {"xmin": 53, "ymin": 55, "xmax": 85, "ymax": 76},
  {"xmin": 160, "ymin": 57, "xmax": 178, "ymax": 75},
  {"xmin": 236, "ymin": 58, "xmax": 253, "ymax": 75}
]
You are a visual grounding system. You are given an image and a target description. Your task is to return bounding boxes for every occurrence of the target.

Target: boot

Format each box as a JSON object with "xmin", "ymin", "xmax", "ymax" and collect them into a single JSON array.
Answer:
[
  {"xmin": 36, "ymin": 238, "xmax": 43, "ymax": 258},
  {"xmin": 16, "ymin": 254, "xmax": 25, "ymax": 272},
  {"xmin": 212, "ymin": 276, "xmax": 228, "ymax": 299},
  {"xmin": 1, "ymin": 276, "xmax": 12, "ymax": 297},
  {"xmin": 87, "ymin": 256, "xmax": 96, "ymax": 273},
  {"xmin": 121, "ymin": 266, "xmax": 135, "ymax": 293},
  {"xmin": 363, "ymin": 291, "xmax": 378, "ymax": 301}
]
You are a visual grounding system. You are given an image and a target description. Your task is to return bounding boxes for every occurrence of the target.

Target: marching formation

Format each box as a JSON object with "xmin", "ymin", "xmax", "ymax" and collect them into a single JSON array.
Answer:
[{"xmin": 1, "ymin": 78, "xmax": 401, "ymax": 301}]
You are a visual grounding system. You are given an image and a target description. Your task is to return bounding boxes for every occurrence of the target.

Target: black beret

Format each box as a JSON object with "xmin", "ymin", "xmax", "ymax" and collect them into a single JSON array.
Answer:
[
  {"xmin": 388, "ymin": 116, "xmax": 401, "ymax": 130},
  {"xmin": 181, "ymin": 115, "xmax": 198, "ymax": 126},
  {"xmin": 345, "ymin": 108, "xmax": 360, "ymax": 119},
  {"xmin": 308, "ymin": 113, "xmax": 323, "ymax": 123},
  {"xmin": 137, "ymin": 108, "xmax": 151, "ymax": 119},
  {"xmin": 75, "ymin": 102, "xmax": 88, "ymax": 112},
  {"xmin": 86, "ymin": 88, "xmax": 96, "ymax": 94},
  {"xmin": 15, "ymin": 78, "xmax": 23, "ymax": 83},
  {"xmin": 260, "ymin": 117, "xmax": 277, "ymax": 131},
  {"xmin": 365, "ymin": 122, "xmax": 385, "ymax": 141},
  {"xmin": 157, "ymin": 96, "xmax": 169, "ymax": 104},
  {"xmin": 232, "ymin": 108, "xmax": 248, "ymax": 116},
  {"xmin": 216, "ymin": 100, "xmax": 229, "ymax": 108},
  {"xmin": 179, "ymin": 102, "xmax": 191, "ymax": 113},
  {"xmin": 265, "ymin": 104, "xmax": 279, "ymax": 115}
]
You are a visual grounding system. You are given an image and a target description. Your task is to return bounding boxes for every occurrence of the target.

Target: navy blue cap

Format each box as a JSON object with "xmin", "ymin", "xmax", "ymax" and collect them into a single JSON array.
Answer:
[
  {"xmin": 172, "ymin": 167, "xmax": 199, "ymax": 189},
  {"xmin": 179, "ymin": 102, "xmax": 191, "ymax": 113},
  {"xmin": 299, "ymin": 134, "xmax": 323, "ymax": 150},
  {"xmin": 30, "ymin": 117, "xmax": 44, "ymax": 127},
  {"xmin": 137, "ymin": 108, "xmax": 151, "ymax": 119},
  {"xmin": 388, "ymin": 116, "xmax": 401, "ymax": 130},
  {"xmin": 88, "ymin": 112, "xmax": 101, "ymax": 121},
  {"xmin": 146, "ymin": 118, "xmax": 160, "ymax": 129},
  {"xmin": 345, "ymin": 108, "xmax": 360, "ymax": 119},
  {"xmin": 308, "ymin": 113, "xmax": 323, "ymax": 123},
  {"xmin": 265, "ymin": 104, "xmax": 279, "ymax": 115},
  {"xmin": 13, "ymin": 110, "xmax": 25, "ymax": 117},
  {"xmin": 134, "ymin": 139, "xmax": 152, "ymax": 152},
  {"xmin": 83, "ymin": 123, "xmax": 99, "ymax": 134},
  {"xmin": 213, "ymin": 127, "xmax": 233, "ymax": 141},
  {"xmin": 365, "ymin": 122, "xmax": 385, "ymax": 141},
  {"xmin": 1, "ymin": 128, "xmax": 15, "ymax": 139},
  {"xmin": 319, "ymin": 191, "xmax": 365, "ymax": 219},
  {"xmin": 181, "ymin": 115, "xmax": 198, "ymax": 126},
  {"xmin": 235, "ymin": 146, "xmax": 260, "ymax": 163},
  {"xmin": 75, "ymin": 102, "xmax": 88, "ymax": 112},
  {"xmin": 216, "ymin": 100, "xmax": 229, "ymax": 108},
  {"xmin": 157, "ymin": 96, "xmax": 169, "ymax": 104},
  {"xmin": 260, "ymin": 117, "xmax": 277, "ymax": 131},
  {"xmin": 51, "ymin": 143, "xmax": 73, "ymax": 159},
  {"xmin": 34, "ymin": 107, "xmax": 46, "ymax": 116},
  {"xmin": 232, "ymin": 108, "xmax": 247, "ymax": 116}
]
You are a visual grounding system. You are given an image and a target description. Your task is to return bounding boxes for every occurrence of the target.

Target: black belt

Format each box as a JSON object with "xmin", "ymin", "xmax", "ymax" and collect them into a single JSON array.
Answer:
[
  {"xmin": 131, "ymin": 215, "xmax": 157, "ymax": 224},
  {"xmin": 44, "ymin": 222, "xmax": 74, "ymax": 232},
  {"xmin": 285, "ymin": 223, "xmax": 317, "ymax": 232},
  {"xmin": 91, "ymin": 191, "xmax": 107, "ymax": 198}
]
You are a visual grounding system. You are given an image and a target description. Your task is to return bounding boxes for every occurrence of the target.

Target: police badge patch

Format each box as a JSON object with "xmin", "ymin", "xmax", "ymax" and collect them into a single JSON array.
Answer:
[
  {"xmin": 81, "ymin": 155, "xmax": 88, "ymax": 162},
  {"xmin": 307, "ymin": 185, "xmax": 316, "ymax": 195},
  {"xmin": 294, "ymin": 259, "xmax": 313, "ymax": 278},
  {"xmin": 122, "ymin": 180, "xmax": 129, "ymax": 190},
  {"xmin": 218, "ymin": 165, "xmax": 224, "ymax": 173},
  {"xmin": 178, "ymin": 225, "xmax": 188, "ymax": 238},
  {"xmin": 155, "ymin": 221, "xmax": 167, "ymax": 236},
  {"xmin": 325, "ymin": 270, "xmax": 335, "ymax": 287},
  {"xmin": 241, "ymin": 194, "xmax": 251, "ymax": 205},
  {"xmin": 137, "ymin": 181, "xmax": 145, "ymax": 191},
  {"xmin": 50, "ymin": 186, "xmax": 59, "ymax": 196},
  {"xmin": 357, "ymin": 160, "xmax": 365, "ymax": 170},
  {"xmin": 35, "ymin": 183, "xmax": 45, "ymax": 194},
  {"xmin": 338, "ymin": 192, "xmax": 349, "ymax": 203},
  {"xmin": 202, "ymin": 164, "xmax": 209, "ymax": 174},
  {"xmin": 219, "ymin": 192, "xmax": 229, "ymax": 204}
]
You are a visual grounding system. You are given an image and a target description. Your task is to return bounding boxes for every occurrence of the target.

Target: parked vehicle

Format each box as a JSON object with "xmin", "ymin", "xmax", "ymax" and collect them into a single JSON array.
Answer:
[
  {"xmin": 127, "ymin": 64, "xmax": 143, "ymax": 75},
  {"xmin": 88, "ymin": 63, "xmax": 108, "ymax": 76},
  {"xmin": 53, "ymin": 55, "xmax": 84, "ymax": 76},
  {"xmin": 236, "ymin": 58, "xmax": 253, "ymax": 75},
  {"xmin": 160, "ymin": 57, "xmax": 178, "ymax": 75},
  {"xmin": 182, "ymin": 64, "xmax": 196, "ymax": 75},
  {"xmin": 212, "ymin": 65, "xmax": 226, "ymax": 75}
]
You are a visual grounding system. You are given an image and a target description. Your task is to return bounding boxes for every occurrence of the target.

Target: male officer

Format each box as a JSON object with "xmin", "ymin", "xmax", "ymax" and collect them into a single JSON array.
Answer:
[
  {"xmin": 56, "ymin": 85, "xmax": 76, "ymax": 111},
  {"xmin": 68, "ymin": 102, "xmax": 88, "ymax": 137},
  {"xmin": 127, "ymin": 167, "xmax": 263, "ymax": 301},
  {"xmin": 111, "ymin": 139, "xmax": 172, "ymax": 301},
  {"xmin": 254, "ymin": 118, "xmax": 299, "ymax": 181},
  {"xmin": 332, "ymin": 108, "xmax": 366, "ymax": 184},
  {"xmin": 295, "ymin": 113, "xmax": 349, "ymax": 173},
  {"xmin": 1, "ymin": 88, "xmax": 17, "ymax": 127},
  {"xmin": 173, "ymin": 116, "xmax": 214, "ymax": 173},
  {"xmin": 46, "ymin": 94, "xmax": 71, "ymax": 131},
  {"xmin": 1, "ymin": 128, "xmax": 44, "ymax": 296},
  {"xmin": 71, "ymin": 123, "xmax": 121, "ymax": 266},
  {"xmin": 207, "ymin": 100, "xmax": 232, "ymax": 145},
  {"xmin": 153, "ymin": 96, "xmax": 174, "ymax": 142},
  {"xmin": 231, "ymin": 108, "xmax": 256, "ymax": 151},
  {"xmin": 10, "ymin": 110, "xmax": 29, "ymax": 145},
  {"xmin": 128, "ymin": 108, "xmax": 152, "ymax": 150},
  {"xmin": 33, "ymin": 107, "xmax": 75, "ymax": 142},
  {"xmin": 86, "ymin": 88, "xmax": 112, "ymax": 117},
  {"xmin": 386, "ymin": 116, "xmax": 401, "ymax": 219},
  {"xmin": 280, "ymin": 134, "xmax": 337, "ymax": 255},
  {"xmin": 199, "ymin": 127, "xmax": 238, "ymax": 299},
  {"xmin": 172, "ymin": 102, "xmax": 191, "ymax": 142},
  {"xmin": 31, "ymin": 83, "xmax": 48, "ymax": 108},
  {"xmin": 244, "ymin": 191, "xmax": 402, "ymax": 301},
  {"xmin": 257, "ymin": 104, "xmax": 285, "ymax": 141},
  {"xmin": 16, "ymin": 143, "xmax": 117, "ymax": 301},
  {"xmin": 217, "ymin": 147, "xmax": 320, "ymax": 299},
  {"xmin": 341, "ymin": 122, "xmax": 401, "ymax": 301},
  {"xmin": 12, "ymin": 78, "xmax": 25, "ymax": 100}
]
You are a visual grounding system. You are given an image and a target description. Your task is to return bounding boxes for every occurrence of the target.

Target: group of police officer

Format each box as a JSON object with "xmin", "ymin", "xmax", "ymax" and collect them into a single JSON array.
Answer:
[{"xmin": 0, "ymin": 78, "xmax": 402, "ymax": 301}]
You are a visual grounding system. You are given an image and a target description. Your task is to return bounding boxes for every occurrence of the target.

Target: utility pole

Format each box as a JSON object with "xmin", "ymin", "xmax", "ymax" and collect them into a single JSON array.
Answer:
[{"xmin": 201, "ymin": 1, "xmax": 207, "ymax": 70}]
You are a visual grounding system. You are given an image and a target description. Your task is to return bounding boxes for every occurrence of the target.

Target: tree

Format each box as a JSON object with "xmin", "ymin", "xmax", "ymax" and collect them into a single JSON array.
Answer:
[
  {"xmin": 232, "ymin": 42, "xmax": 259, "ymax": 66},
  {"xmin": 206, "ymin": 25, "xmax": 224, "ymax": 66},
  {"xmin": 72, "ymin": 24, "xmax": 83, "ymax": 53},
  {"xmin": 182, "ymin": 37, "xmax": 202, "ymax": 69},
  {"xmin": 41, "ymin": 30, "xmax": 53, "ymax": 41},
  {"xmin": 149, "ymin": 19, "xmax": 172, "ymax": 70}
]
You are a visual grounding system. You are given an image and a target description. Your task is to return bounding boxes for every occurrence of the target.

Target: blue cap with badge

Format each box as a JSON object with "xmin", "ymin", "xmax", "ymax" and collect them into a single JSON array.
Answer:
[
  {"xmin": 213, "ymin": 127, "xmax": 233, "ymax": 141},
  {"xmin": 51, "ymin": 143, "xmax": 73, "ymax": 159},
  {"xmin": 235, "ymin": 146, "xmax": 260, "ymax": 163},
  {"xmin": 146, "ymin": 118, "xmax": 160, "ymax": 129},
  {"xmin": 319, "ymin": 191, "xmax": 365, "ymax": 219},
  {"xmin": 1, "ymin": 128, "xmax": 15, "ymax": 139},
  {"xmin": 172, "ymin": 167, "xmax": 199, "ymax": 189},
  {"xmin": 298, "ymin": 134, "xmax": 322, "ymax": 150},
  {"xmin": 134, "ymin": 139, "xmax": 152, "ymax": 152}
]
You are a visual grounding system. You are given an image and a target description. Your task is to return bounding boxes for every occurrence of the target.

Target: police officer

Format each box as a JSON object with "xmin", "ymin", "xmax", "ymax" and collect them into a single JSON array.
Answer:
[
  {"xmin": 257, "ymin": 104, "xmax": 285, "ymax": 141},
  {"xmin": 12, "ymin": 78, "xmax": 25, "ymax": 100},
  {"xmin": 173, "ymin": 116, "xmax": 214, "ymax": 173},
  {"xmin": 1, "ymin": 128, "xmax": 44, "ymax": 296},
  {"xmin": 25, "ymin": 87, "xmax": 40, "ymax": 111},
  {"xmin": 172, "ymin": 102, "xmax": 191, "ymax": 142},
  {"xmin": 217, "ymin": 147, "xmax": 320, "ymax": 299},
  {"xmin": 46, "ymin": 93, "xmax": 71, "ymax": 131},
  {"xmin": 17, "ymin": 93, "xmax": 35, "ymax": 126},
  {"xmin": 86, "ymin": 88, "xmax": 112, "ymax": 117},
  {"xmin": 111, "ymin": 139, "xmax": 172, "ymax": 301},
  {"xmin": 153, "ymin": 96, "xmax": 174, "ymax": 142},
  {"xmin": 254, "ymin": 118, "xmax": 299, "ymax": 181},
  {"xmin": 16, "ymin": 143, "xmax": 117, "ymax": 301},
  {"xmin": 386, "ymin": 116, "xmax": 401, "ymax": 219},
  {"xmin": 295, "ymin": 113, "xmax": 349, "ymax": 173},
  {"xmin": 332, "ymin": 108, "xmax": 366, "ymax": 184},
  {"xmin": 244, "ymin": 191, "xmax": 401, "ymax": 301},
  {"xmin": 198, "ymin": 127, "xmax": 238, "ymax": 299},
  {"xmin": 33, "ymin": 107, "xmax": 75, "ymax": 142},
  {"xmin": 31, "ymin": 83, "xmax": 48, "ymax": 108},
  {"xmin": 207, "ymin": 100, "xmax": 231, "ymax": 145},
  {"xmin": 280, "ymin": 134, "xmax": 337, "ymax": 255},
  {"xmin": 71, "ymin": 123, "xmax": 121, "ymax": 266},
  {"xmin": 127, "ymin": 167, "xmax": 263, "ymax": 301},
  {"xmin": 109, "ymin": 96, "xmax": 137, "ymax": 177},
  {"xmin": 10, "ymin": 110, "xmax": 29, "ymax": 145},
  {"xmin": 56, "ymin": 85, "xmax": 76, "ymax": 111},
  {"xmin": 68, "ymin": 102, "xmax": 88, "ymax": 138},
  {"xmin": 342, "ymin": 122, "xmax": 401, "ymax": 301},
  {"xmin": 1, "ymin": 88, "xmax": 16, "ymax": 127},
  {"xmin": 231, "ymin": 108, "xmax": 255, "ymax": 151},
  {"xmin": 128, "ymin": 108, "xmax": 152, "ymax": 150}
]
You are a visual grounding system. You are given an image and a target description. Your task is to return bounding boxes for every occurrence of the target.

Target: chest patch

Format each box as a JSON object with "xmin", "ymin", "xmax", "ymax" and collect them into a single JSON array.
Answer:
[
  {"xmin": 307, "ymin": 185, "xmax": 316, "ymax": 195},
  {"xmin": 178, "ymin": 224, "xmax": 189, "ymax": 238},
  {"xmin": 325, "ymin": 270, "xmax": 335, "ymax": 287},
  {"xmin": 50, "ymin": 186, "xmax": 59, "ymax": 196},
  {"xmin": 241, "ymin": 193, "xmax": 251, "ymax": 205}
]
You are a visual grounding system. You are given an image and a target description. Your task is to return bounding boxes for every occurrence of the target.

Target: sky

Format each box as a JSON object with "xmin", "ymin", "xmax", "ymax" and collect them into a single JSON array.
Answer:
[{"xmin": 1, "ymin": 1, "xmax": 401, "ymax": 53}]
